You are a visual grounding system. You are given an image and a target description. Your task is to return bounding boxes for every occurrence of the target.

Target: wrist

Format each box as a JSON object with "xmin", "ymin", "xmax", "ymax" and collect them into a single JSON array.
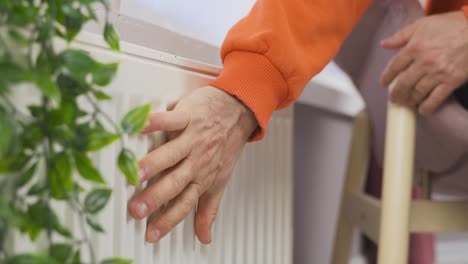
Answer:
[
  {"xmin": 236, "ymin": 99, "xmax": 258, "ymax": 140},
  {"xmin": 207, "ymin": 86, "xmax": 258, "ymax": 140}
]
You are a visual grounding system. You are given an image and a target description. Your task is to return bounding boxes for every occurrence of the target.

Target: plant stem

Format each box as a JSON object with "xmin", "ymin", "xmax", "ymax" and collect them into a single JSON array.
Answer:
[
  {"xmin": 85, "ymin": 93, "xmax": 124, "ymax": 149},
  {"xmin": 69, "ymin": 198, "xmax": 96, "ymax": 264}
]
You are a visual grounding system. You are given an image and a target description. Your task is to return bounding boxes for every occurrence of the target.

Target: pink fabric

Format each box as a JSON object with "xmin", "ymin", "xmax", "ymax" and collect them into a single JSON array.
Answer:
[{"xmin": 365, "ymin": 157, "xmax": 435, "ymax": 264}]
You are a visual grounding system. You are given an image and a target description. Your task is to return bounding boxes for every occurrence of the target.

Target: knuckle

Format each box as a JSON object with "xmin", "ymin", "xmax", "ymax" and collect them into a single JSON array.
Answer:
[
  {"xmin": 397, "ymin": 77, "xmax": 410, "ymax": 89},
  {"xmin": 434, "ymin": 61, "xmax": 448, "ymax": 74},
  {"xmin": 192, "ymin": 114, "xmax": 213, "ymax": 130},
  {"xmin": 408, "ymin": 42, "xmax": 422, "ymax": 52},
  {"xmin": 144, "ymin": 192, "xmax": 162, "ymax": 210},
  {"xmin": 199, "ymin": 149, "xmax": 215, "ymax": 167},
  {"xmin": 422, "ymin": 55, "xmax": 437, "ymax": 66},
  {"xmin": 154, "ymin": 217, "xmax": 174, "ymax": 232},
  {"xmin": 170, "ymin": 171, "xmax": 190, "ymax": 192},
  {"xmin": 169, "ymin": 148, "xmax": 186, "ymax": 165},
  {"xmin": 181, "ymin": 198, "xmax": 196, "ymax": 215},
  {"xmin": 190, "ymin": 182, "xmax": 204, "ymax": 198},
  {"xmin": 414, "ymin": 84, "xmax": 426, "ymax": 95}
]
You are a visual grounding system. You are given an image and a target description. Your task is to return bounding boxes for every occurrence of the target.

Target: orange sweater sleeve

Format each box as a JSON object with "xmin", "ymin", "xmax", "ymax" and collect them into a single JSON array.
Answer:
[
  {"xmin": 210, "ymin": 0, "xmax": 373, "ymax": 140},
  {"xmin": 463, "ymin": 6, "xmax": 468, "ymax": 18}
]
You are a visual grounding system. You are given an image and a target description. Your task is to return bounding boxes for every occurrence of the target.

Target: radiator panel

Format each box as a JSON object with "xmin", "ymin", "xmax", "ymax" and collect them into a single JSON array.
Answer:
[{"xmin": 11, "ymin": 32, "xmax": 293, "ymax": 264}]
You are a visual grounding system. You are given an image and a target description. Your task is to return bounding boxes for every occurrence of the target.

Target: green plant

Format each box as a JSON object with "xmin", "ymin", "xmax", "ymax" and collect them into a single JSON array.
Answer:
[{"xmin": 0, "ymin": 0, "xmax": 151, "ymax": 263}]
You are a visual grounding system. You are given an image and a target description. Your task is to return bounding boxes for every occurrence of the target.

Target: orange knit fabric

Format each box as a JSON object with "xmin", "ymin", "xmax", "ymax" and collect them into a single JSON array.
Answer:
[
  {"xmin": 210, "ymin": 0, "xmax": 468, "ymax": 141},
  {"xmin": 464, "ymin": 6, "xmax": 468, "ymax": 19},
  {"xmin": 427, "ymin": 0, "xmax": 468, "ymax": 14}
]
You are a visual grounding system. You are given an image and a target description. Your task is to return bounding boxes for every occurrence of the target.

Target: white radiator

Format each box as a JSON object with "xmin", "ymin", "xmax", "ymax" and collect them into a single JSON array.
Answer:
[{"xmin": 12, "ymin": 32, "xmax": 294, "ymax": 264}]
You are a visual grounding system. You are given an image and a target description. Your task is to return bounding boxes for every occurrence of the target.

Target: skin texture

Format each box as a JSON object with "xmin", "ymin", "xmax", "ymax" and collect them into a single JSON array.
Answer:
[
  {"xmin": 381, "ymin": 11, "xmax": 468, "ymax": 114},
  {"xmin": 127, "ymin": 86, "xmax": 257, "ymax": 244}
]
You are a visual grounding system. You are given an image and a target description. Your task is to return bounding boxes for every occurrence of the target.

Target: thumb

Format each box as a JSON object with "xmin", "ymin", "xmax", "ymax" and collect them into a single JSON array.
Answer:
[{"xmin": 381, "ymin": 22, "xmax": 418, "ymax": 49}]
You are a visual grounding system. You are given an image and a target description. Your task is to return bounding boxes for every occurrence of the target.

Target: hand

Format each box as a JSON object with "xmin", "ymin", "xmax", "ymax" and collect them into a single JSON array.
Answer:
[
  {"xmin": 127, "ymin": 86, "xmax": 257, "ymax": 244},
  {"xmin": 381, "ymin": 11, "xmax": 468, "ymax": 114}
]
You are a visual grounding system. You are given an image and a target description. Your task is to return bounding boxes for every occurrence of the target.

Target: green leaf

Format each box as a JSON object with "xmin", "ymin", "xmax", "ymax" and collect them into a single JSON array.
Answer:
[
  {"xmin": 37, "ymin": 20, "xmax": 54, "ymax": 43},
  {"xmin": 93, "ymin": 62, "xmax": 118, "ymax": 86},
  {"xmin": 0, "ymin": 62, "xmax": 27, "ymax": 82},
  {"xmin": 87, "ymin": 127, "xmax": 120, "ymax": 152},
  {"xmin": 57, "ymin": 73, "xmax": 88, "ymax": 96},
  {"xmin": 64, "ymin": 14, "xmax": 83, "ymax": 41},
  {"xmin": 73, "ymin": 151, "xmax": 105, "ymax": 184},
  {"xmin": 6, "ymin": 4, "xmax": 39, "ymax": 26},
  {"xmin": 0, "ymin": 200, "xmax": 27, "ymax": 229},
  {"xmin": 104, "ymin": 23, "xmax": 120, "ymax": 51},
  {"xmin": 54, "ymin": 223, "xmax": 73, "ymax": 238},
  {"xmin": 25, "ymin": 200, "xmax": 71, "ymax": 239},
  {"xmin": 21, "ymin": 123, "xmax": 42, "ymax": 149},
  {"xmin": 26, "ymin": 222, "xmax": 42, "ymax": 241},
  {"xmin": 100, "ymin": 257, "xmax": 132, "ymax": 264},
  {"xmin": 0, "ymin": 154, "xmax": 29, "ymax": 173},
  {"xmin": 8, "ymin": 29, "xmax": 29, "ymax": 45},
  {"xmin": 72, "ymin": 251, "xmax": 81, "ymax": 264},
  {"xmin": 27, "ymin": 181, "xmax": 47, "ymax": 196},
  {"xmin": 27, "ymin": 201, "xmax": 55, "ymax": 228},
  {"xmin": 60, "ymin": 49, "xmax": 97, "ymax": 81},
  {"xmin": 49, "ymin": 152, "xmax": 73, "ymax": 200},
  {"xmin": 28, "ymin": 106, "xmax": 44, "ymax": 118},
  {"xmin": 84, "ymin": 188, "xmax": 112, "ymax": 214},
  {"xmin": 93, "ymin": 90, "xmax": 112, "ymax": 101},
  {"xmin": 86, "ymin": 216, "xmax": 105, "ymax": 233},
  {"xmin": 17, "ymin": 163, "xmax": 37, "ymax": 188},
  {"xmin": 6, "ymin": 253, "xmax": 56, "ymax": 264},
  {"xmin": 51, "ymin": 126, "xmax": 74, "ymax": 145},
  {"xmin": 61, "ymin": 4, "xmax": 85, "ymax": 41},
  {"xmin": 85, "ymin": 5, "xmax": 98, "ymax": 21},
  {"xmin": 0, "ymin": 108, "xmax": 16, "ymax": 158},
  {"xmin": 49, "ymin": 101, "xmax": 77, "ymax": 126},
  {"xmin": 25, "ymin": 200, "xmax": 59, "ymax": 240},
  {"xmin": 49, "ymin": 243, "xmax": 73, "ymax": 263},
  {"xmin": 121, "ymin": 104, "xmax": 151, "ymax": 135},
  {"xmin": 35, "ymin": 49, "xmax": 56, "ymax": 72},
  {"xmin": 118, "ymin": 149, "xmax": 139, "ymax": 186},
  {"xmin": 34, "ymin": 73, "xmax": 61, "ymax": 103}
]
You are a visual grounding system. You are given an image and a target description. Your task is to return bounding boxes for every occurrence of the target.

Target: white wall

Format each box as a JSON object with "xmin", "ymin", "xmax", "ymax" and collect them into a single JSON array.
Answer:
[{"xmin": 120, "ymin": 0, "xmax": 255, "ymax": 46}]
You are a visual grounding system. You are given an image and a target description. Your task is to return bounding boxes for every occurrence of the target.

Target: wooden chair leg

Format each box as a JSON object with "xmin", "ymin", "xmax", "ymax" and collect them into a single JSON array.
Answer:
[
  {"xmin": 332, "ymin": 110, "xmax": 371, "ymax": 264},
  {"xmin": 378, "ymin": 101, "xmax": 416, "ymax": 264}
]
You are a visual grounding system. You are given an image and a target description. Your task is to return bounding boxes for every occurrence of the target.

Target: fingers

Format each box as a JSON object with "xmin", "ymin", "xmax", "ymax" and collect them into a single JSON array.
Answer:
[
  {"xmin": 129, "ymin": 161, "xmax": 193, "ymax": 219},
  {"xmin": 145, "ymin": 182, "xmax": 203, "ymax": 243},
  {"xmin": 419, "ymin": 83, "xmax": 454, "ymax": 115},
  {"xmin": 407, "ymin": 74, "xmax": 442, "ymax": 106},
  {"xmin": 138, "ymin": 134, "xmax": 192, "ymax": 182},
  {"xmin": 389, "ymin": 63, "xmax": 425, "ymax": 104},
  {"xmin": 195, "ymin": 189, "xmax": 224, "ymax": 244},
  {"xmin": 381, "ymin": 50, "xmax": 414, "ymax": 86},
  {"xmin": 166, "ymin": 100, "xmax": 178, "ymax": 111},
  {"xmin": 141, "ymin": 111, "xmax": 190, "ymax": 134},
  {"xmin": 381, "ymin": 22, "xmax": 418, "ymax": 49}
]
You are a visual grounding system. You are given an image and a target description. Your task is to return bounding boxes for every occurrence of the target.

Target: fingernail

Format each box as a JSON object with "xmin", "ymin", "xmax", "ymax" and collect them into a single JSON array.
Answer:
[
  {"xmin": 138, "ymin": 168, "xmax": 146, "ymax": 182},
  {"xmin": 147, "ymin": 228, "xmax": 161, "ymax": 243},
  {"xmin": 134, "ymin": 202, "xmax": 148, "ymax": 218}
]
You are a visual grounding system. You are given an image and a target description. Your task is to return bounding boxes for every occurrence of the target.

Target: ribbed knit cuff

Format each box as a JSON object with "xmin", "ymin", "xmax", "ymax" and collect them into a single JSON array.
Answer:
[
  {"xmin": 210, "ymin": 51, "xmax": 288, "ymax": 141},
  {"xmin": 462, "ymin": 6, "xmax": 468, "ymax": 21}
]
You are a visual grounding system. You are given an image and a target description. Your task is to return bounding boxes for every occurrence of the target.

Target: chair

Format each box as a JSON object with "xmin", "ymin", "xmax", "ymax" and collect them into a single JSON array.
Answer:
[
  {"xmin": 331, "ymin": 0, "xmax": 468, "ymax": 263},
  {"xmin": 331, "ymin": 87, "xmax": 468, "ymax": 264}
]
